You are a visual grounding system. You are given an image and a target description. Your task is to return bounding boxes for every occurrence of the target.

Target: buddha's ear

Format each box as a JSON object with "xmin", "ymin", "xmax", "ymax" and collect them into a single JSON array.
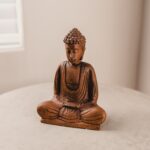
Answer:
[{"xmin": 80, "ymin": 49, "xmax": 85, "ymax": 60}]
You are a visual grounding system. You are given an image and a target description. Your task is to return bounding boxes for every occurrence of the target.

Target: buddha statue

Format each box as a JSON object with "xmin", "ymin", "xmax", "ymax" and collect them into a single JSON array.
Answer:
[{"xmin": 37, "ymin": 28, "xmax": 106, "ymax": 130}]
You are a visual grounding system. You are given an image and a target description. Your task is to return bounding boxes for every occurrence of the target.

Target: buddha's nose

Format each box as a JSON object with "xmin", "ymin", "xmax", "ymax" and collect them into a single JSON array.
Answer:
[{"xmin": 69, "ymin": 53, "xmax": 74, "ymax": 59}]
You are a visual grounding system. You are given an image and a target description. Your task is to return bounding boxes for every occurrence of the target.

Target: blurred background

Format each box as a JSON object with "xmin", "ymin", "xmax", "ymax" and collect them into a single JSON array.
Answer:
[{"xmin": 0, "ymin": 0, "xmax": 150, "ymax": 95}]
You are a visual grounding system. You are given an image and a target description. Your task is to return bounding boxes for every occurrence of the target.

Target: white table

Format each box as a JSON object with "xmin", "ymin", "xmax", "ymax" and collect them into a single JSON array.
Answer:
[{"xmin": 0, "ymin": 83, "xmax": 150, "ymax": 150}]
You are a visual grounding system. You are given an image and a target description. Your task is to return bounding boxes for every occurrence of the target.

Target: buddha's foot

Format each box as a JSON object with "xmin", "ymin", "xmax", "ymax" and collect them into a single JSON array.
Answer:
[{"xmin": 41, "ymin": 118, "xmax": 100, "ymax": 130}]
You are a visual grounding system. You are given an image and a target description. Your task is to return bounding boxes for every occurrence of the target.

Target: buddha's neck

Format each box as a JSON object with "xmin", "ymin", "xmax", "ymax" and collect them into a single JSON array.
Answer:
[{"xmin": 68, "ymin": 61, "xmax": 82, "ymax": 67}]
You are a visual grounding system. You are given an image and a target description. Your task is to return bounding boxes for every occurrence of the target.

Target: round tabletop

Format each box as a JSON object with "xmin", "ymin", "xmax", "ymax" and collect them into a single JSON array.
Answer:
[{"xmin": 0, "ymin": 83, "xmax": 150, "ymax": 150}]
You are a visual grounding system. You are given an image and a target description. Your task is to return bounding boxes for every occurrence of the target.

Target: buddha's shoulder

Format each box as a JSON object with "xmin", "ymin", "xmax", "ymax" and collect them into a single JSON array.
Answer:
[
  {"xmin": 57, "ymin": 61, "xmax": 95, "ymax": 71},
  {"xmin": 81, "ymin": 62, "xmax": 95, "ymax": 71},
  {"xmin": 57, "ymin": 61, "xmax": 67, "ymax": 67}
]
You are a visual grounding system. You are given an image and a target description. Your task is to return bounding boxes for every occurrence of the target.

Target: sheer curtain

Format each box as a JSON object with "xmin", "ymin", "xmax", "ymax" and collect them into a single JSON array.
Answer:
[{"xmin": 0, "ymin": 0, "xmax": 23, "ymax": 51}]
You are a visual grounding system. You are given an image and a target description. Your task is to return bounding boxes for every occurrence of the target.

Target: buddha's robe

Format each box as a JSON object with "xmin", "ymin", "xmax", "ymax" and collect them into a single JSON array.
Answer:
[{"xmin": 37, "ymin": 61, "xmax": 106, "ymax": 125}]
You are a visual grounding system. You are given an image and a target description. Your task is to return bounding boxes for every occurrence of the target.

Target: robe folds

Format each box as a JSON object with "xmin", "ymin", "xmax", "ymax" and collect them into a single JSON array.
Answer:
[{"xmin": 37, "ymin": 61, "xmax": 106, "ymax": 126}]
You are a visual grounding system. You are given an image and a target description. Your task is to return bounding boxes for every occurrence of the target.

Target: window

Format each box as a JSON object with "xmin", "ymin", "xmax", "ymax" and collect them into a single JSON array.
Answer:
[{"xmin": 0, "ymin": 0, "xmax": 24, "ymax": 52}]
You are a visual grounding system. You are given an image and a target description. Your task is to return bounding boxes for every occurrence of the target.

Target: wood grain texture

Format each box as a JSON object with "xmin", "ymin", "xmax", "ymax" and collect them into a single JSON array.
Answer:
[{"xmin": 37, "ymin": 28, "xmax": 106, "ymax": 130}]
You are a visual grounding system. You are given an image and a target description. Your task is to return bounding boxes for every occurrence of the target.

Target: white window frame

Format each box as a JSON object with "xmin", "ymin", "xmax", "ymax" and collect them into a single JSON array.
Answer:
[{"xmin": 0, "ymin": 0, "xmax": 24, "ymax": 52}]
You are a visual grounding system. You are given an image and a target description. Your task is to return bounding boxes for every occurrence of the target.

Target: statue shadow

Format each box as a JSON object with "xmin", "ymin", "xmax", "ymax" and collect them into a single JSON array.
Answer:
[{"xmin": 101, "ymin": 115, "xmax": 126, "ymax": 131}]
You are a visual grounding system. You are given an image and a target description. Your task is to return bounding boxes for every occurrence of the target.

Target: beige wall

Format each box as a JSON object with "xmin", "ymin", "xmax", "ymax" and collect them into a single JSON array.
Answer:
[{"xmin": 0, "ymin": 0, "xmax": 143, "ymax": 93}]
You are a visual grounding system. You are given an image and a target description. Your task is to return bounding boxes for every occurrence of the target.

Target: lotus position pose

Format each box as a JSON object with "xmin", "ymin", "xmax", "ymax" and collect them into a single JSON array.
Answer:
[{"xmin": 37, "ymin": 28, "xmax": 106, "ymax": 130}]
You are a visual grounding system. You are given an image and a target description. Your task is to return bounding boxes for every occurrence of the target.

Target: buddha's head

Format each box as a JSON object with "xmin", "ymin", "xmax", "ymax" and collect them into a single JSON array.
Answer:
[{"xmin": 63, "ymin": 28, "xmax": 86, "ymax": 65}]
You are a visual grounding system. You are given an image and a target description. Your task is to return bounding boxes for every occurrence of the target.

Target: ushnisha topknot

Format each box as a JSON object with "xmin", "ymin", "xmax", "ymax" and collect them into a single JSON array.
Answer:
[{"xmin": 63, "ymin": 28, "xmax": 86, "ymax": 50}]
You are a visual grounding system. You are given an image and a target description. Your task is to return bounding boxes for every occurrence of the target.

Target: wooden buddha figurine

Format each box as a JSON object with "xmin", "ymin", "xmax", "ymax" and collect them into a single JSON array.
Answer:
[{"xmin": 37, "ymin": 28, "xmax": 106, "ymax": 130}]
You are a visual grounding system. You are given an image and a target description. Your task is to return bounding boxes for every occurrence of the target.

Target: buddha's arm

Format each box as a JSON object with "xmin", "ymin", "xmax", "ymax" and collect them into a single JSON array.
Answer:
[
  {"xmin": 88, "ymin": 65, "xmax": 98, "ymax": 104},
  {"xmin": 54, "ymin": 65, "xmax": 61, "ymax": 99}
]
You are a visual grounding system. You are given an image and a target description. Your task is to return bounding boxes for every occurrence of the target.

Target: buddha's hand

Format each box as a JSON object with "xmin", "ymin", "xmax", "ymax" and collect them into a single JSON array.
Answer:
[
  {"xmin": 63, "ymin": 101, "xmax": 80, "ymax": 109},
  {"xmin": 80, "ymin": 102, "xmax": 96, "ymax": 109}
]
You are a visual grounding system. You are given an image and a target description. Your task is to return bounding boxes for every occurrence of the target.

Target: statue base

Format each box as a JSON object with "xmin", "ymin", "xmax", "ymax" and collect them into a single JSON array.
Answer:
[{"xmin": 41, "ymin": 118, "xmax": 100, "ymax": 130}]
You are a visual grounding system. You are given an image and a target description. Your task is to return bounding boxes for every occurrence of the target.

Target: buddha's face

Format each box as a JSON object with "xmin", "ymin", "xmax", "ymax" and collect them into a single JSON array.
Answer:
[{"xmin": 65, "ymin": 44, "xmax": 84, "ymax": 65}]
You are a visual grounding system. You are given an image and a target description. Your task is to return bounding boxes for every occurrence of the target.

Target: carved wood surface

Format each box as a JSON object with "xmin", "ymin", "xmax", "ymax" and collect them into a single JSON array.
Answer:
[{"xmin": 37, "ymin": 28, "xmax": 106, "ymax": 130}]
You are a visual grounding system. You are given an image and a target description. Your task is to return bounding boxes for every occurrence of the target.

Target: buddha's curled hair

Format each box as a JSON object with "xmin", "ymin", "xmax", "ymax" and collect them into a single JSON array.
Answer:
[{"xmin": 63, "ymin": 28, "xmax": 86, "ymax": 50}]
